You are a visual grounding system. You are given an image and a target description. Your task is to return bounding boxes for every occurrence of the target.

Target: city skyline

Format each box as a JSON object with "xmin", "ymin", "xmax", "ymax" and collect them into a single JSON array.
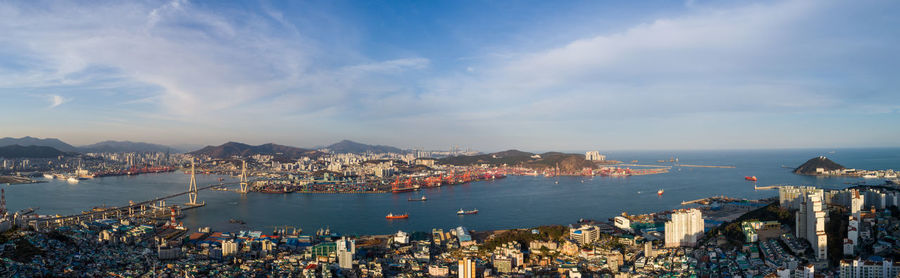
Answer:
[{"xmin": 1, "ymin": 0, "xmax": 899, "ymax": 150}]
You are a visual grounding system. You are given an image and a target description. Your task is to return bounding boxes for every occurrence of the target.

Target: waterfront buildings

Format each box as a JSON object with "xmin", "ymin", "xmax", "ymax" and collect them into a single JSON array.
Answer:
[
  {"xmin": 584, "ymin": 151, "xmax": 606, "ymax": 161},
  {"xmin": 613, "ymin": 216, "xmax": 632, "ymax": 232},
  {"xmin": 664, "ymin": 208, "xmax": 703, "ymax": 248}
]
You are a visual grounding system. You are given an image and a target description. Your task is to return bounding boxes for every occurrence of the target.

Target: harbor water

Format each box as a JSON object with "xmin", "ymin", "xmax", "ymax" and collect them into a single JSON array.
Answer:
[{"xmin": 5, "ymin": 148, "xmax": 899, "ymax": 235}]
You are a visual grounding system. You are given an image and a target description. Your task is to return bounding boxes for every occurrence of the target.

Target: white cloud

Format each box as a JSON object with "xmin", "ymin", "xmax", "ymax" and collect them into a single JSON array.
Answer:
[
  {"xmin": 47, "ymin": 94, "xmax": 67, "ymax": 108},
  {"xmin": 0, "ymin": 0, "xmax": 426, "ymax": 124},
  {"xmin": 425, "ymin": 0, "xmax": 897, "ymax": 123},
  {"xmin": 0, "ymin": 0, "xmax": 896, "ymax": 149}
]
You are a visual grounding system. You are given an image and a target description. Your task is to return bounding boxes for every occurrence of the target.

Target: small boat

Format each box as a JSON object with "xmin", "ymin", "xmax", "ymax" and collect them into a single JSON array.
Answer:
[
  {"xmin": 228, "ymin": 219, "xmax": 246, "ymax": 225},
  {"xmin": 43, "ymin": 173, "xmax": 55, "ymax": 179},
  {"xmin": 457, "ymin": 209, "xmax": 478, "ymax": 215},
  {"xmin": 408, "ymin": 196, "xmax": 427, "ymax": 201},
  {"xmin": 66, "ymin": 177, "xmax": 79, "ymax": 184},
  {"xmin": 386, "ymin": 213, "xmax": 409, "ymax": 219},
  {"xmin": 657, "ymin": 189, "xmax": 664, "ymax": 196},
  {"xmin": 745, "ymin": 176, "xmax": 758, "ymax": 182}
]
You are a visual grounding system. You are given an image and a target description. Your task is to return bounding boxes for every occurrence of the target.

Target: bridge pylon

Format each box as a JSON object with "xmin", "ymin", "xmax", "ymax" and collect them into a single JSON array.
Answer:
[
  {"xmin": 186, "ymin": 158, "xmax": 204, "ymax": 206},
  {"xmin": 239, "ymin": 160, "xmax": 249, "ymax": 194}
]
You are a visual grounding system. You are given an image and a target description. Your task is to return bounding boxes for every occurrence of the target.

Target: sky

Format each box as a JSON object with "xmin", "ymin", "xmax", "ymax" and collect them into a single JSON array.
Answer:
[{"xmin": 0, "ymin": 0, "xmax": 898, "ymax": 152}]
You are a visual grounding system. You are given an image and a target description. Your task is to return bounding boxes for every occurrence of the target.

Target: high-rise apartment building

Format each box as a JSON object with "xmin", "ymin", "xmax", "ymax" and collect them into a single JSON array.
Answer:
[
  {"xmin": 458, "ymin": 257, "xmax": 476, "ymax": 278},
  {"xmin": 796, "ymin": 189, "xmax": 828, "ymax": 261},
  {"xmin": 337, "ymin": 236, "xmax": 356, "ymax": 270},
  {"xmin": 665, "ymin": 209, "xmax": 703, "ymax": 248}
]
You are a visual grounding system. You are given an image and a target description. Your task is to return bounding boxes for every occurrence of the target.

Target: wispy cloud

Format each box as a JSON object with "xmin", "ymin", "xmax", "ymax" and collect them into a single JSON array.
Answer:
[
  {"xmin": 47, "ymin": 94, "xmax": 67, "ymax": 108},
  {"xmin": 0, "ymin": 0, "xmax": 896, "ymax": 149},
  {"xmin": 0, "ymin": 0, "xmax": 426, "ymax": 123}
]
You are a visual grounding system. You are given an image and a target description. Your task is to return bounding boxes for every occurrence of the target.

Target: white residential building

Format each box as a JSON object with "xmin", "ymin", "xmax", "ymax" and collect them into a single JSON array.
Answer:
[
  {"xmin": 569, "ymin": 225, "xmax": 601, "ymax": 245},
  {"xmin": 840, "ymin": 258, "xmax": 900, "ymax": 278},
  {"xmin": 337, "ymin": 236, "xmax": 356, "ymax": 270},
  {"xmin": 584, "ymin": 151, "xmax": 605, "ymax": 161},
  {"xmin": 458, "ymin": 257, "xmax": 475, "ymax": 278},
  {"xmin": 222, "ymin": 240, "xmax": 239, "ymax": 256},
  {"xmin": 796, "ymin": 189, "xmax": 827, "ymax": 261},
  {"xmin": 665, "ymin": 209, "xmax": 703, "ymax": 248}
]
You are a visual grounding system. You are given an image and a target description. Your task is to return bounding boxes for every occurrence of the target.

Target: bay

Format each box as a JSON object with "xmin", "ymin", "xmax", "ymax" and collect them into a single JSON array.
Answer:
[{"xmin": 5, "ymin": 148, "xmax": 898, "ymax": 235}]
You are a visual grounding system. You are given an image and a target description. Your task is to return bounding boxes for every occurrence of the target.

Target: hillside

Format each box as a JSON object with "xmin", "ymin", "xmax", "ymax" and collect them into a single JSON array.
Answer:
[
  {"xmin": 190, "ymin": 142, "xmax": 318, "ymax": 159},
  {"xmin": 326, "ymin": 140, "xmax": 403, "ymax": 154},
  {"xmin": 0, "ymin": 145, "xmax": 69, "ymax": 158},
  {"xmin": 79, "ymin": 141, "xmax": 174, "ymax": 153},
  {"xmin": 524, "ymin": 152, "xmax": 597, "ymax": 172},
  {"xmin": 438, "ymin": 149, "xmax": 535, "ymax": 166},
  {"xmin": 794, "ymin": 156, "xmax": 846, "ymax": 175},
  {"xmin": 438, "ymin": 150, "xmax": 595, "ymax": 172},
  {"xmin": 0, "ymin": 136, "xmax": 77, "ymax": 152}
]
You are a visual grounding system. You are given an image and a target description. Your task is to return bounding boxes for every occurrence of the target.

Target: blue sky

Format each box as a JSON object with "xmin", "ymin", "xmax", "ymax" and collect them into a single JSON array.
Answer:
[{"xmin": 0, "ymin": 0, "xmax": 898, "ymax": 151}]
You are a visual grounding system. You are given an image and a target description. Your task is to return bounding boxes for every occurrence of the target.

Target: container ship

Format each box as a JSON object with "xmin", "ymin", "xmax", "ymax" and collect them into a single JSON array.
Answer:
[
  {"xmin": 258, "ymin": 186, "xmax": 295, "ymax": 194},
  {"xmin": 391, "ymin": 186, "xmax": 417, "ymax": 193},
  {"xmin": 408, "ymin": 196, "xmax": 427, "ymax": 201},
  {"xmin": 385, "ymin": 213, "xmax": 408, "ymax": 219},
  {"xmin": 457, "ymin": 209, "xmax": 478, "ymax": 215},
  {"xmin": 94, "ymin": 166, "xmax": 176, "ymax": 178}
]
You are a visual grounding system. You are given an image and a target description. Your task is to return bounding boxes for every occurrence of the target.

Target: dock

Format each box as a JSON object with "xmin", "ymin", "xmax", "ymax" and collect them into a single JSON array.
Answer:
[
  {"xmin": 754, "ymin": 184, "xmax": 781, "ymax": 190},
  {"xmin": 681, "ymin": 195, "xmax": 733, "ymax": 205},
  {"xmin": 675, "ymin": 164, "xmax": 736, "ymax": 169}
]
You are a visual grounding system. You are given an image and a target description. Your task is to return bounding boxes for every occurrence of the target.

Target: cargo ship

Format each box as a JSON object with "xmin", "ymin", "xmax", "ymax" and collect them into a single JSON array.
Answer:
[
  {"xmin": 457, "ymin": 209, "xmax": 478, "ymax": 215},
  {"xmin": 257, "ymin": 185, "xmax": 287, "ymax": 194},
  {"xmin": 392, "ymin": 187, "xmax": 416, "ymax": 193},
  {"xmin": 385, "ymin": 213, "xmax": 408, "ymax": 219},
  {"xmin": 408, "ymin": 196, "xmax": 427, "ymax": 201},
  {"xmin": 745, "ymin": 176, "xmax": 757, "ymax": 182}
]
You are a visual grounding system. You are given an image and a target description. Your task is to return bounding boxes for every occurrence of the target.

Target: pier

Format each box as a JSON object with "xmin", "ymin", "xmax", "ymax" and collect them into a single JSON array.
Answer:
[
  {"xmin": 675, "ymin": 164, "xmax": 736, "ymax": 169},
  {"xmin": 754, "ymin": 184, "xmax": 781, "ymax": 190},
  {"xmin": 681, "ymin": 195, "xmax": 732, "ymax": 205}
]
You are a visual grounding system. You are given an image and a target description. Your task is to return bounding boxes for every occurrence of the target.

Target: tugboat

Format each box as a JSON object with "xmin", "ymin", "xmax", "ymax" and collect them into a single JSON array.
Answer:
[
  {"xmin": 408, "ymin": 195, "xmax": 427, "ymax": 202},
  {"xmin": 385, "ymin": 213, "xmax": 409, "ymax": 219},
  {"xmin": 657, "ymin": 189, "xmax": 664, "ymax": 196},
  {"xmin": 457, "ymin": 209, "xmax": 478, "ymax": 215},
  {"xmin": 745, "ymin": 176, "xmax": 758, "ymax": 182}
]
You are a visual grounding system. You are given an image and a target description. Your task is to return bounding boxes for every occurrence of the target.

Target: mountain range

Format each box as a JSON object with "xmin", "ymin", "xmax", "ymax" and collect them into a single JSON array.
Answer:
[
  {"xmin": 0, "ymin": 136, "xmax": 77, "ymax": 152},
  {"xmin": 0, "ymin": 136, "xmax": 407, "ymax": 157},
  {"xmin": 438, "ymin": 149, "xmax": 595, "ymax": 172},
  {"xmin": 0, "ymin": 137, "xmax": 177, "ymax": 153},
  {"xmin": 78, "ymin": 141, "xmax": 174, "ymax": 153},
  {"xmin": 0, "ymin": 145, "xmax": 71, "ymax": 158},
  {"xmin": 325, "ymin": 140, "xmax": 403, "ymax": 154},
  {"xmin": 189, "ymin": 142, "xmax": 319, "ymax": 159}
]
